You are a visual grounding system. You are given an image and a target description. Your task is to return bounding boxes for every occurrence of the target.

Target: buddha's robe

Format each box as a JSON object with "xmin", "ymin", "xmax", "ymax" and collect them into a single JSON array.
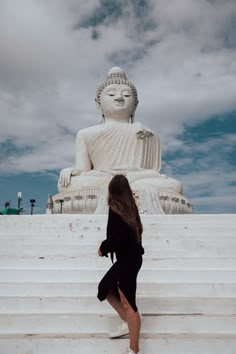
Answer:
[
  {"xmin": 56, "ymin": 121, "xmax": 188, "ymax": 214},
  {"xmin": 58, "ymin": 121, "xmax": 182, "ymax": 200},
  {"xmin": 75, "ymin": 122, "xmax": 161, "ymax": 173}
]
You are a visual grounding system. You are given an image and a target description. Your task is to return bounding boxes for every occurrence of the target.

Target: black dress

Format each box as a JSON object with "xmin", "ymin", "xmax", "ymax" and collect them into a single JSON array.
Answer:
[{"xmin": 97, "ymin": 208, "xmax": 144, "ymax": 312}]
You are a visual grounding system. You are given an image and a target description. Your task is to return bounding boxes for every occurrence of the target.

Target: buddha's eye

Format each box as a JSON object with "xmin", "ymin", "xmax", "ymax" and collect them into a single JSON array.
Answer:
[
  {"xmin": 124, "ymin": 94, "xmax": 131, "ymax": 97},
  {"xmin": 108, "ymin": 93, "xmax": 115, "ymax": 96}
]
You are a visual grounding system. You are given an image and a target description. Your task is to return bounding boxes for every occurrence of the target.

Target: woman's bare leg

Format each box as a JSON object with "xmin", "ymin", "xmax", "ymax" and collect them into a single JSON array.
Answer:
[
  {"xmin": 118, "ymin": 288, "xmax": 141, "ymax": 353},
  {"xmin": 106, "ymin": 291, "xmax": 127, "ymax": 321}
]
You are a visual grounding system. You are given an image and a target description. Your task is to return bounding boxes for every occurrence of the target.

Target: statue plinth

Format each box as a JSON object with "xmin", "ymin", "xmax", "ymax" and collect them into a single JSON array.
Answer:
[{"xmin": 52, "ymin": 188, "xmax": 193, "ymax": 214}]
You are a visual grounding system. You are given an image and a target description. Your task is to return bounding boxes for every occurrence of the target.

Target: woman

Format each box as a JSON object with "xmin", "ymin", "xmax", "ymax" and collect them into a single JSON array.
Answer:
[{"xmin": 97, "ymin": 175, "xmax": 144, "ymax": 354}]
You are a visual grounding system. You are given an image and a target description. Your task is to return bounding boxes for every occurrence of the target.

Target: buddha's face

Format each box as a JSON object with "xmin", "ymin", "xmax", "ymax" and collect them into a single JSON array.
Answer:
[{"xmin": 100, "ymin": 84, "xmax": 136, "ymax": 121}]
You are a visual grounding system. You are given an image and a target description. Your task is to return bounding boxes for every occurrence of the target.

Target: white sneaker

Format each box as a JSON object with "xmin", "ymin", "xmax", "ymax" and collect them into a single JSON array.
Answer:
[
  {"xmin": 126, "ymin": 349, "xmax": 142, "ymax": 354},
  {"xmin": 109, "ymin": 320, "xmax": 129, "ymax": 338}
]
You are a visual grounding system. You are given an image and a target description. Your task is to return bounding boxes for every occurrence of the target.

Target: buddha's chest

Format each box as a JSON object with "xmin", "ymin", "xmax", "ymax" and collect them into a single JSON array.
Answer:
[{"xmin": 86, "ymin": 125, "xmax": 157, "ymax": 170}]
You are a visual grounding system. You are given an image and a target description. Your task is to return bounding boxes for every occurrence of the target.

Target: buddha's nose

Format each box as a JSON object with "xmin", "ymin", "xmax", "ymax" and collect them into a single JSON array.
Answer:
[{"xmin": 114, "ymin": 96, "xmax": 124, "ymax": 102}]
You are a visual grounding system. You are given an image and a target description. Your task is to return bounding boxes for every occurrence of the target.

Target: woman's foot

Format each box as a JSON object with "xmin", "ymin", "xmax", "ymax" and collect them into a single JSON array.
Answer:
[
  {"xmin": 125, "ymin": 349, "xmax": 142, "ymax": 354},
  {"xmin": 109, "ymin": 320, "xmax": 129, "ymax": 338},
  {"xmin": 110, "ymin": 314, "xmax": 143, "ymax": 339}
]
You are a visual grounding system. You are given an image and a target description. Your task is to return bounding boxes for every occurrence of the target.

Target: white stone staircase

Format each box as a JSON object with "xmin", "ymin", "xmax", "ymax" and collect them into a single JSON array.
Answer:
[{"xmin": 0, "ymin": 214, "xmax": 236, "ymax": 354}]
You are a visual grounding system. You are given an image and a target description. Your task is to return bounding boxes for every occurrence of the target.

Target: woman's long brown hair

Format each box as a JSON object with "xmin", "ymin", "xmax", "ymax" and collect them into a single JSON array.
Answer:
[{"xmin": 108, "ymin": 175, "xmax": 143, "ymax": 241}]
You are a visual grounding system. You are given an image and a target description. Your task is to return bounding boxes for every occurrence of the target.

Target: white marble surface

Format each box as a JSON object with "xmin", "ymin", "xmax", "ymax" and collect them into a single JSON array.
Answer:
[
  {"xmin": 0, "ymin": 214, "xmax": 235, "ymax": 353},
  {"xmin": 52, "ymin": 67, "xmax": 193, "ymax": 214}
]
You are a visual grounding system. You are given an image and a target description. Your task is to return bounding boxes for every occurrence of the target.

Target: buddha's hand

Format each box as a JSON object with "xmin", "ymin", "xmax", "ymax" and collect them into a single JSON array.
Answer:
[{"xmin": 58, "ymin": 168, "xmax": 80, "ymax": 187}]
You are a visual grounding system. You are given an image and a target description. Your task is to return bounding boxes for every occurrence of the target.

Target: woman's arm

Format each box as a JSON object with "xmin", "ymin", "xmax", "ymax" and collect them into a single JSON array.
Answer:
[
  {"xmin": 99, "ymin": 208, "xmax": 129, "ymax": 256},
  {"xmin": 98, "ymin": 209, "xmax": 114, "ymax": 257}
]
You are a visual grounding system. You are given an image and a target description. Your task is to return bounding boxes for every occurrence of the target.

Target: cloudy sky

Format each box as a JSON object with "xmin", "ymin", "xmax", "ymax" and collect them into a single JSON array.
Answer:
[{"xmin": 0, "ymin": 0, "xmax": 236, "ymax": 214}]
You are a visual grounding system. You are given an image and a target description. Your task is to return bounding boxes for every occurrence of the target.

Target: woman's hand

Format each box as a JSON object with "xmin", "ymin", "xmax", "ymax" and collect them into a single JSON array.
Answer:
[{"xmin": 98, "ymin": 248, "xmax": 103, "ymax": 257}]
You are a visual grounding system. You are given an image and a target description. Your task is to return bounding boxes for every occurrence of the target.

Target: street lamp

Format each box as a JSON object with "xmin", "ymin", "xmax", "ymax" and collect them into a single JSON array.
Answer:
[
  {"xmin": 17, "ymin": 192, "xmax": 22, "ymax": 209},
  {"xmin": 5, "ymin": 201, "xmax": 10, "ymax": 208},
  {"xmin": 30, "ymin": 199, "xmax": 36, "ymax": 215},
  {"xmin": 4, "ymin": 201, "xmax": 10, "ymax": 215}
]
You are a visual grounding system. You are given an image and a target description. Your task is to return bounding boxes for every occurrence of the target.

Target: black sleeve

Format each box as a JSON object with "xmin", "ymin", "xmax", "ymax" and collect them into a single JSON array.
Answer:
[
  {"xmin": 99, "ymin": 208, "xmax": 114, "ymax": 257},
  {"xmin": 99, "ymin": 208, "xmax": 130, "ymax": 256},
  {"xmin": 99, "ymin": 239, "xmax": 112, "ymax": 257}
]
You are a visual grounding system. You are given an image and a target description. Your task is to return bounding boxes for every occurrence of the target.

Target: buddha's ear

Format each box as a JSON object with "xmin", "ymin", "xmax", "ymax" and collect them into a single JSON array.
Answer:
[
  {"xmin": 131, "ymin": 100, "xmax": 138, "ymax": 123},
  {"xmin": 95, "ymin": 98, "xmax": 104, "ymax": 123}
]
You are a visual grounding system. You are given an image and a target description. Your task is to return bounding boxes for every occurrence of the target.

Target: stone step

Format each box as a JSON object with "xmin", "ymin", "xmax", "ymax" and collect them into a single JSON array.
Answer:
[
  {"xmin": 1, "ymin": 222, "xmax": 235, "ymax": 236},
  {"xmin": 0, "ymin": 269, "xmax": 236, "ymax": 283},
  {"xmin": 0, "ymin": 282, "xmax": 235, "ymax": 297},
  {"xmin": 0, "ymin": 296, "xmax": 235, "ymax": 315},
  {"xmin": 0, "ymin": 314, "xmax": 235, "ymax": 335},
  {"xmin": 1, "ymin": 236, "xmax": 236, "ymax": 255},
  {"xmin": 1, "ymin": 233, "xmax": 235, "ymax": 245},
  {"xmin": 1, "ymin": 256, "xmax": 236, "ymax": 270},
  {"xmin": 1, "ymin": 337, "xmax": 236, "ymax": 354},
  {"xmin": 0, "ymin": 214, "xmax": 235, "ymax": 354},
  {"xmin": 0, "ymin": 214, "xmax": 235, "ymax": 234},
  {"xmin": 0, "ymin": 219, "xmax": 235, "ymax": 235},
  {"xmin": 0, "ymin": 214, "xmax": 234, "ymax": 223}
]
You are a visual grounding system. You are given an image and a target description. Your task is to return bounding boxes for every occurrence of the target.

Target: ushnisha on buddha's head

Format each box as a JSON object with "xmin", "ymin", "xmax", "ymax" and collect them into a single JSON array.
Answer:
[{"xmin": 95, "ymin": 66, "xmax": 139, "ymax": 123}]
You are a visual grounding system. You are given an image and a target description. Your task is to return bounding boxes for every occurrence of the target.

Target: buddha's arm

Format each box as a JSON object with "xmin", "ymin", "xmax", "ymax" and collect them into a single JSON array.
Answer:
[
  {"xmin": 58, "ymin": 131, "xmax": 92, "ymax": 188},
  {"xmin": 75, "ymin": 131, "xmax": 92, "ymax": 171}
]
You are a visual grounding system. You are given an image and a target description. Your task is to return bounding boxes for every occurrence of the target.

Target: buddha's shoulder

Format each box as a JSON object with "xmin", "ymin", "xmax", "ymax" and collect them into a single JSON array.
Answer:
[
  {"xmin": 133, "ymin": 121, "xmax": 148, "ymax": 129},
  {"xmin": 76, "ymin": 122, "xmax": 156, "ymax": 139},
  {"xmin": 76, "ymin": 125, "xmax": 102, "ymax": 138},
  {"xmin": 133, "ymin": 121, "xmax": 155, "ymax": 133}
]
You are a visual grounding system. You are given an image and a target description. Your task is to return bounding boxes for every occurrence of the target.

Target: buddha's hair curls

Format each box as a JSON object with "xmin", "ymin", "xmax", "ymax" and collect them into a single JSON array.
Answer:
[{"xmin": 107, "ymin": 174, "xmax": 143, "ymax": 241}]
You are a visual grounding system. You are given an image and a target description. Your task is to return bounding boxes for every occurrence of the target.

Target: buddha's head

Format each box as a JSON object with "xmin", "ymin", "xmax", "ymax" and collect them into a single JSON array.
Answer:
[{"xmin": 96, "ymin": 67, "xmax": 138, "ymax": 123}]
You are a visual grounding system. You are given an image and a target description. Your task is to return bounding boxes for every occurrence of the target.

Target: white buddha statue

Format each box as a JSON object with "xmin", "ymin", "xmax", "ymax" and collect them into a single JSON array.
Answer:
[{"xmin": 52, "ymin": 67, "xmax": 193, "ymax": 214}]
